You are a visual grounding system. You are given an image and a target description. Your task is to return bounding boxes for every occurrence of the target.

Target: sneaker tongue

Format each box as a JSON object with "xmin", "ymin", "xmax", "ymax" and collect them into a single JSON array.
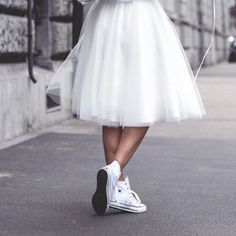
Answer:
[
  {"xmin": 117, "ymin": 180, "xmax": 126, "ymax": 187},
  {"xmin": 117, "ymin": 176, "xmax": 131, "ymax": 189}
]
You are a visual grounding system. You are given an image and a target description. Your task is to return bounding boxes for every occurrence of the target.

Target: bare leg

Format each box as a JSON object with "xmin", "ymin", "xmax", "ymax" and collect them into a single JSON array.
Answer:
[
  {"xmin": 114, "ymin": 126, "xmax": 149, "ymax": 170},
  {"xmin": 102, "ymin": 126, "xmax": 122, "ymax": 164},
  {"xmin": 102, "ymin": 126, "xmax": 149, "ymax": 178},
  {"xmin": 93, "ymin": 126, "xmax": 149, "ymax": 215},
  {"xmin": 102, "ymin": 126, "xmax": 125, "ymax": 180}
]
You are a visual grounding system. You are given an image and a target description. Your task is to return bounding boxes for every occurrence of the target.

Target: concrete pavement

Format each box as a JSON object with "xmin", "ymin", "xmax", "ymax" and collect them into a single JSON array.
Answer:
[{"xmin": 0, "ymin": 61, "xmax": 236, "ymax": 236}]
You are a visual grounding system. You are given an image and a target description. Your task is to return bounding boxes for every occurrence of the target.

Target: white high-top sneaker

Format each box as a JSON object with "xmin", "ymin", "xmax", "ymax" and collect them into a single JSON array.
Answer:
[
  {"xmin": 109, "ymin": 176, "xmax": 147, "ymax": 213},
  {"xmin": 92, "ymin": 160, "xmax": 121, "ymax": 215}
]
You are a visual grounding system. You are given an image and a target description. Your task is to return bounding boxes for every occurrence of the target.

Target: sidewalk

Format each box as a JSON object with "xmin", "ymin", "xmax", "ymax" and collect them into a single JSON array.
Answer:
[{"xmin": 0, "ymin": 61, "xmax": 236, "ymax": 236}]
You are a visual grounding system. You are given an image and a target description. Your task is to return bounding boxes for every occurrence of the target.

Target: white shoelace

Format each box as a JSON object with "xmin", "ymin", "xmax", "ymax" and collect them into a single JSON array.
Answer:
[
  {"xmin": 130, "ymin": 190, "xmax": 142, "ymax": 204},
  {"xmin": 114, "ymin": 181, "xmax": 142, "ymax": 205}
]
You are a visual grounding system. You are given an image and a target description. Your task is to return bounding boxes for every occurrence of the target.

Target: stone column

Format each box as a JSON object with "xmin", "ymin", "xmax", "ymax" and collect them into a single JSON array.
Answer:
[
  {"xmin": 197, "ymin": 0, "xmax": 205, "ymax": 66},
  {"xmin": 72, "ymin": 0, "xmax": 83, "ymax": 47},
  {"xmin": 34, "ymin": 0, "xmax": 53, "ymax": 70}
]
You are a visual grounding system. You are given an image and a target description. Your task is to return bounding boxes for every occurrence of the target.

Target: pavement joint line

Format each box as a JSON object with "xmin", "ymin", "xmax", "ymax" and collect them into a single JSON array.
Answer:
[
  {"xmin": 0, "ymin": 124, "xmax": 235, "ymax": 152},
  {"xmin": 0, "ymin": 130, "xmax": 47, "ymax": 151}
]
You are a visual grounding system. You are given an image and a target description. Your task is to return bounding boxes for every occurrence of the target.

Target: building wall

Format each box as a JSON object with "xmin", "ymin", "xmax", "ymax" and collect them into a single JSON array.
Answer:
[
  {"xmin": 160, "ymin": 0, "xmax": 230, "ymax": 68},
  {"xmin": 0, "ymin": 0, "xmax": 233, "ymax": 142},
  {"xmin": 229, "ymin": 1, "xmax": 236, "ymax": 34},
  {"xmin": 0, "ymin": 0, "xmax": 29, "ymax": 60},
  {"xmin": 0, "ymin": 0, "xmax": 74, "ymax": 142}
]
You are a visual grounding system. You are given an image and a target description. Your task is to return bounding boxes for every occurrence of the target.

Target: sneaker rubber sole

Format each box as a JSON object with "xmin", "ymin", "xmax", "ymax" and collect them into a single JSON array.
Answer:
[
  {"xmin": 92, "ymin": 169, "xmax": 109, "ymax": 215},
  {"xmin": 109, "ymin": 203, "xmax": 147, "ymax": 213}
]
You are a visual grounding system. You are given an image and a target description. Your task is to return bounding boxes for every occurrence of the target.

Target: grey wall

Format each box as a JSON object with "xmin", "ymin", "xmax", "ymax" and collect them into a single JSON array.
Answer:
[
  {"xmin": 0, "ymin": 0, "xmax": 74, "ymax": 142},
  {"xmin": 159, "ymin": 0, "xmax": 231, "ymax": 68},
  {"xmin": 0, "ymin": 0, "xmax": 29, "ymax": 57}
]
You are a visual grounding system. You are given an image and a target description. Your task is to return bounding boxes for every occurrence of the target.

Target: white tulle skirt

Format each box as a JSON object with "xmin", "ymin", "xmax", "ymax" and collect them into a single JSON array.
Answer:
[{"xmin": 46, "ymin": 0, "xmax": 206, "ymax": 127}]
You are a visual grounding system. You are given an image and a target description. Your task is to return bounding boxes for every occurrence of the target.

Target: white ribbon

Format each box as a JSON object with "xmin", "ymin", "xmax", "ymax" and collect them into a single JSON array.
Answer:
[{"xmin": 193, "ymin": 0, "xmax": 216, "ymax": 83}]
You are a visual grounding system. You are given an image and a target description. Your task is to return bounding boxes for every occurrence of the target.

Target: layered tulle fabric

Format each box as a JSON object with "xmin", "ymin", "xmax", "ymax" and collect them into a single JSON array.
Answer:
[{"xmin": 45, "ymin": 0, "xmax": 206, "ymax": 127}]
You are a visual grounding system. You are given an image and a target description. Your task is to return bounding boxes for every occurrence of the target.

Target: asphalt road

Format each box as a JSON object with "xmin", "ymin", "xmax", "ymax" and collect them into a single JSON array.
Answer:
[{"xmin": 0, "ymin": 132, "xmax": 236, "ymax": 236}]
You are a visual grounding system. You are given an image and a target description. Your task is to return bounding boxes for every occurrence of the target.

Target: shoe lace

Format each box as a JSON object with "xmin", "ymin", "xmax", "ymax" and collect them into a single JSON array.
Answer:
[
  {"xmin": 129, "ymin": 190, "xmax": 141, "ymax": 204},
  {"xmin": 124, "ymin": 183, "xmax": 141, "ymax": 204},
  {"xmin": 114, "ymin": 187, "xmax": 141, "ymax": 205},
  {"xmin": 112, "ymin": 177, "xmax": 142, "ymax": 205}
]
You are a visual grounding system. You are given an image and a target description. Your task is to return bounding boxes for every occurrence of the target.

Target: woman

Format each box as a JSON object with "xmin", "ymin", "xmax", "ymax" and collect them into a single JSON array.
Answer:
[{"xmin": 46, "ymin": 0, "xmax": 215, "ymax": 215}]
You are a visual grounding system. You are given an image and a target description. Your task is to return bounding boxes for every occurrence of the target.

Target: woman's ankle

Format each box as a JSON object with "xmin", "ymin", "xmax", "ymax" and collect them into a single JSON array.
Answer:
[{"xmin": 119, "ymin": 173, "xmax": 125, "ymax": 181}]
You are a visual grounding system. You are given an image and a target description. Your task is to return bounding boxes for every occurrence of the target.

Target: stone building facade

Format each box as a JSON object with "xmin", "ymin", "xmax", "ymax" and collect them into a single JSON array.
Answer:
[
  {"xmin": 0, "ymin": 0, "xmax": 83, "ymax": 142},
  {"xmin": 160, "ymin": 0, "xmax": 233, "ymax": 67},
  {"xmin": 0, "ymin": 0, "xmax": 233, "ymax": 142},
  {"xmin": 229, "ymin": 0, "xmax": 236, "ymax": 34}
]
